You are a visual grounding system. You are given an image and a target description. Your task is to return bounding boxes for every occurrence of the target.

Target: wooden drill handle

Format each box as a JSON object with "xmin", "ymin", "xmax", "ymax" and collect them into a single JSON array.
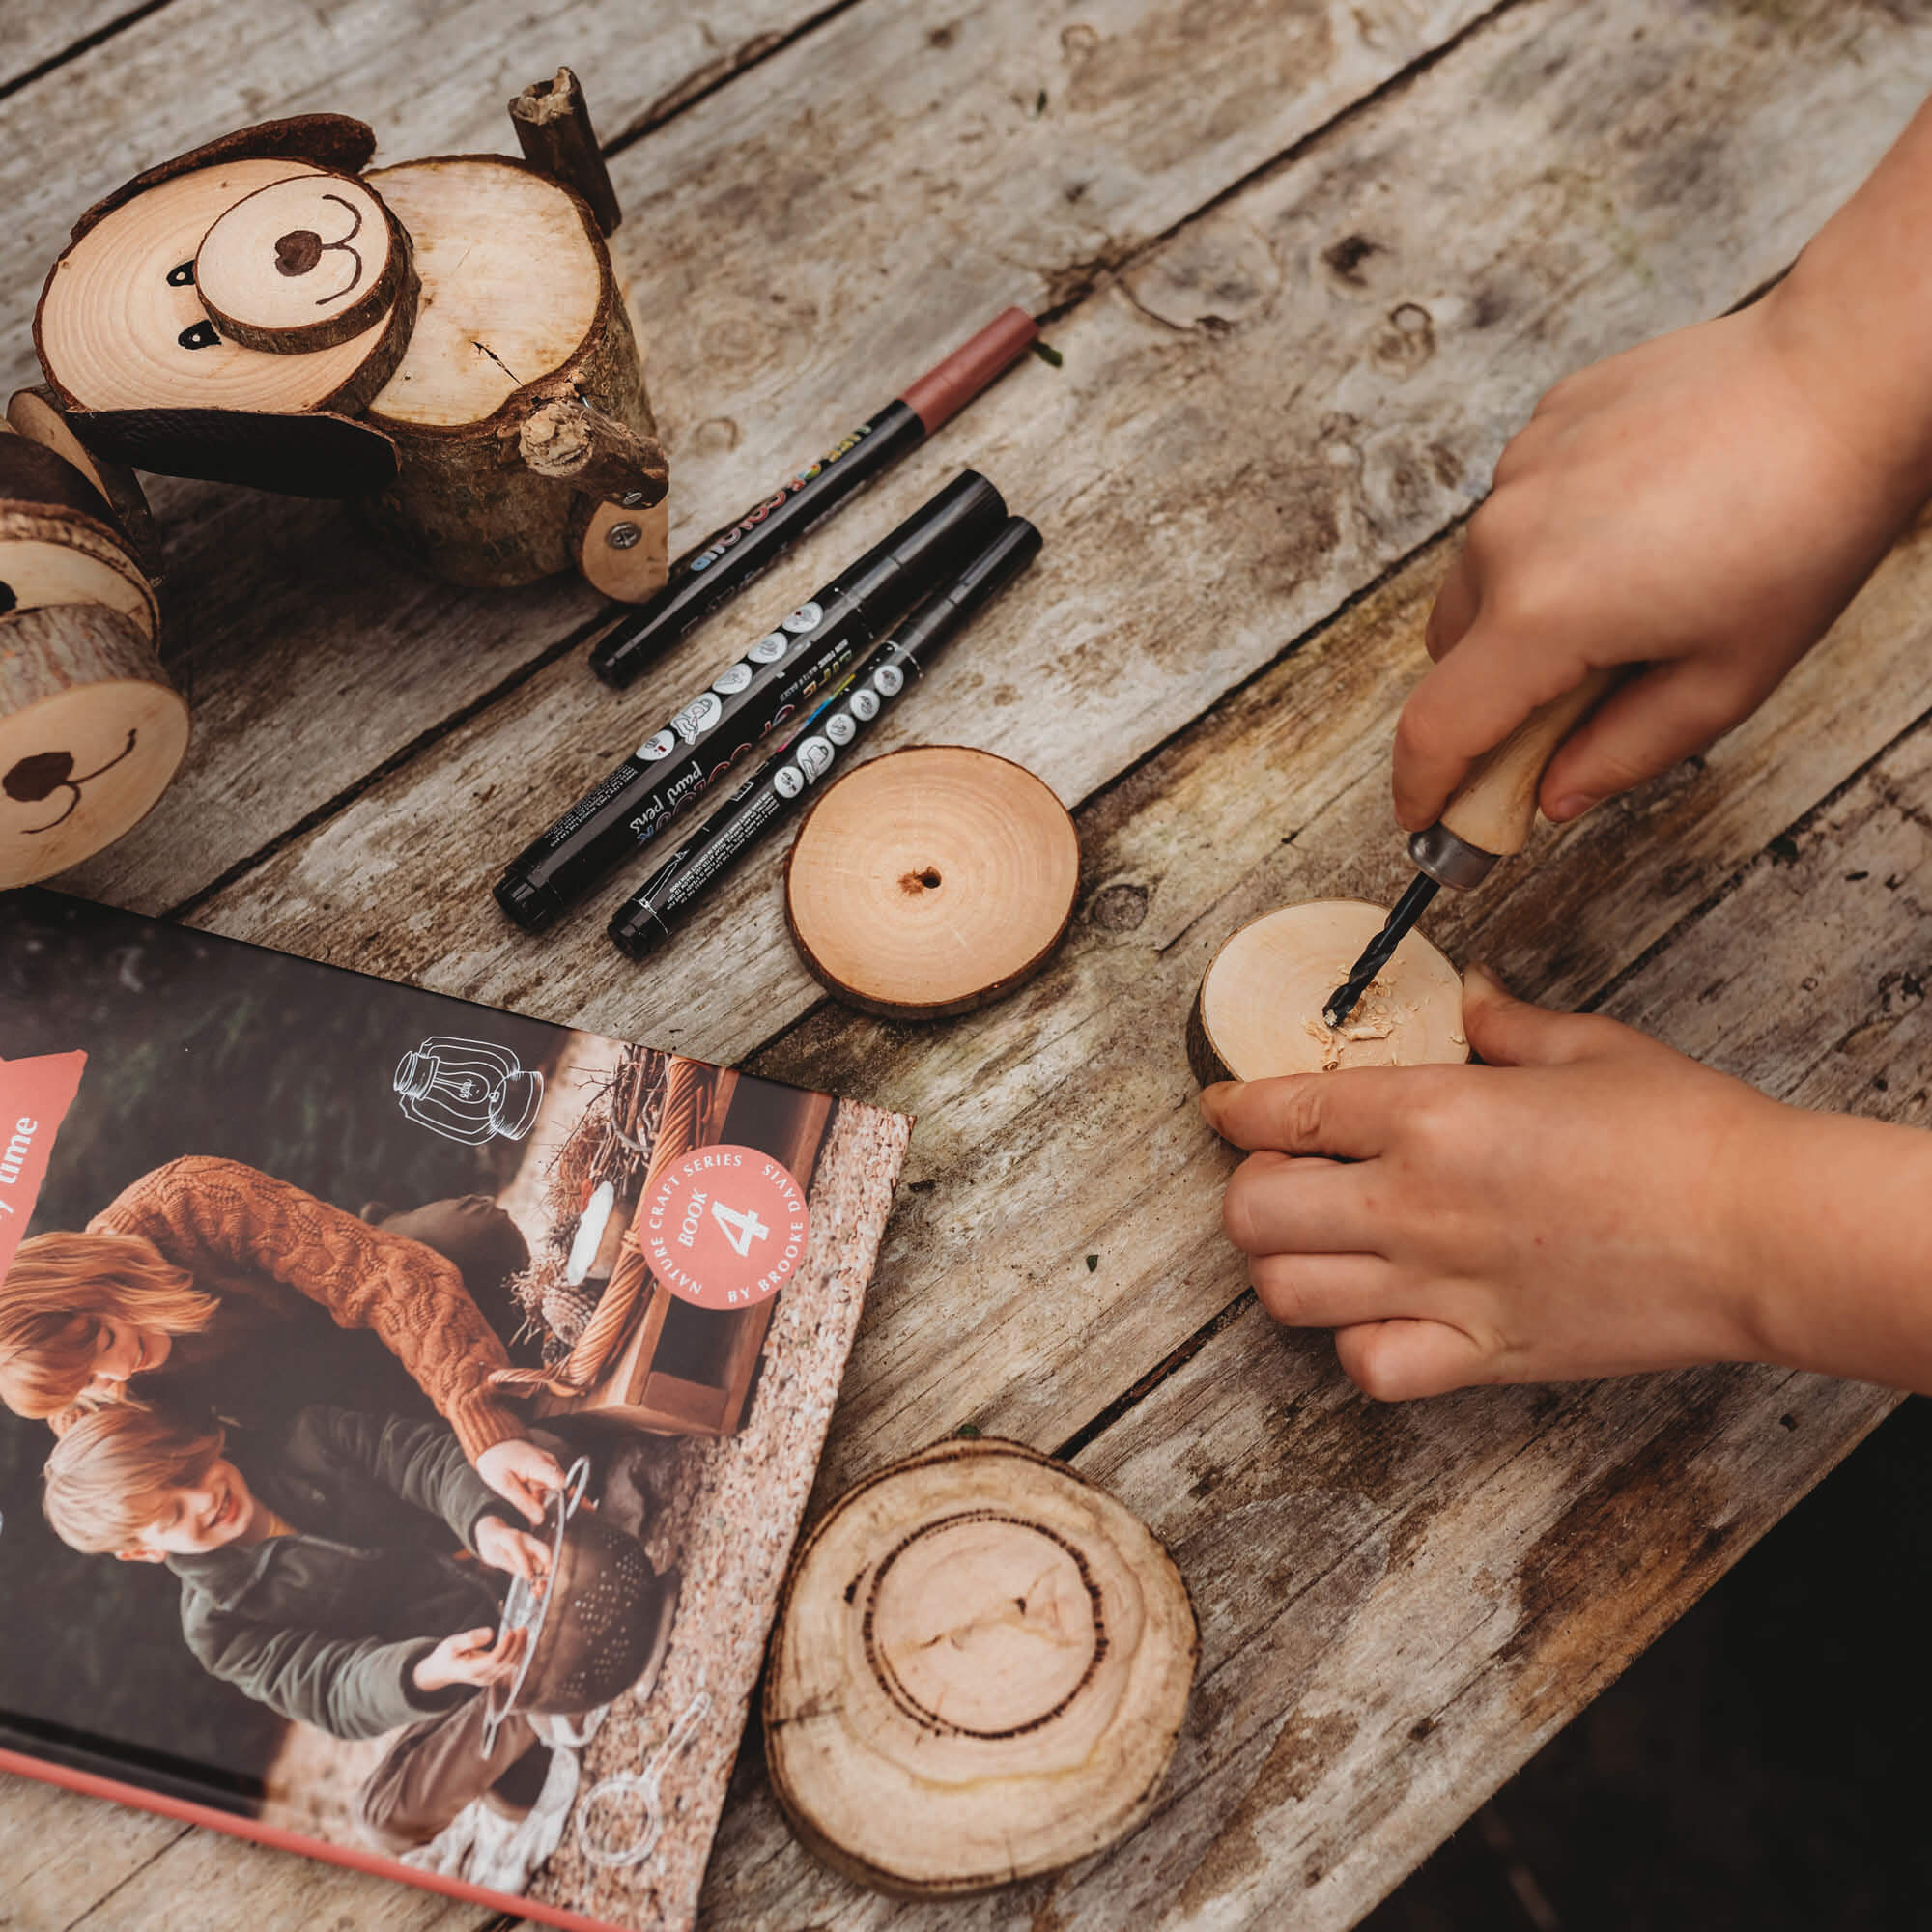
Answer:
[{"xmin": 1436, "ymin": 666, "xmax": 1620, "ymax": 857}]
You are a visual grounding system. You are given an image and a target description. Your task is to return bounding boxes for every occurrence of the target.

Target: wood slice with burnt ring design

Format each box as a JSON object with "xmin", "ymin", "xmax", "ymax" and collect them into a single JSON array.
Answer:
[
  {"xmin": 783, "ymin": 745, "xmax": 1081, "ymax": 1019},
  {"xmin": 1187, "ymin": 896, "xmax": 1469, "ymax": 1088},
  {"xmin": 766, "ymin": 1436, "xmax": 1198, "ymax": 1896},
  {"xmin": 194, "ymin": 169, "xmax": 415, "ymax": 355}
]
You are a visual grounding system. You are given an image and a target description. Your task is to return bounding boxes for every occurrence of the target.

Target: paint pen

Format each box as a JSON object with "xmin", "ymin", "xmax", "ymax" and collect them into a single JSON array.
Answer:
[
  {"xmin": 608, "ymin": 516, "xmax": 1043, "ymax": 959},
  {"xmin": 586, "ymin": 307, "xmax": 1038, "ymax": 688},
  {"xmin": 496, "ymin": 471, "xmax": 1008, "ymax": 929}
]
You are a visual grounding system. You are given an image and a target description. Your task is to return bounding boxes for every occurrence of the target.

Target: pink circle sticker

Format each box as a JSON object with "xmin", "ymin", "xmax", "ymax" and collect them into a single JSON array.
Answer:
[{"xmin": 640, "ymin": 1144, "xmax": 810, "ymax": 1310}]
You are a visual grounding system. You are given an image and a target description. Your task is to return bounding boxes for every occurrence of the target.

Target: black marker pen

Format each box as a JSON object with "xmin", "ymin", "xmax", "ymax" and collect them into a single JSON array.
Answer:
[
  {"xmin": 609, "ymin": 516, "xmax": 1043, "ymax": 959},
  {"xmin": 496, "ymin": 471, "xmax": 1007, "ymax": 929},
  {"xmin": 587, "ymin": 309, "xmax": 1038, "ymax": 687}
]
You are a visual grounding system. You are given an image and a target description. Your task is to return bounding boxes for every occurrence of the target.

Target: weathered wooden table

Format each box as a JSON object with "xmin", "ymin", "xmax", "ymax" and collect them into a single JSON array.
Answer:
[{"xmin": 5, "ymin": 1, "xmax": 1927, "ymax": 1926}]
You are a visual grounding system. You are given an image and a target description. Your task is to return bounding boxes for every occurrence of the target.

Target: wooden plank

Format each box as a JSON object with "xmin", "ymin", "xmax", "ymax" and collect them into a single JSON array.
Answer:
[
  {"xmin": 695, "ymin": 707, "xmax": 1932, "ymax": 1932},
  {"xmin": 0, "ymin": 2, "xmax": 156, "ymax": 99},
  {"xmin": 18, "ymin": 0, "xmax": 1505, "ymax": 916},
  {"xmin": 14, "ymin": 2, "xmax": 1932, "ymax": 1928},
  {"xmin": 181, "ymin": 0, "xmax": 1932, "ymax": 1048},
  {"xmin": 0, "ymin": 1774, "xmax": 189, "ymax": 1930}
]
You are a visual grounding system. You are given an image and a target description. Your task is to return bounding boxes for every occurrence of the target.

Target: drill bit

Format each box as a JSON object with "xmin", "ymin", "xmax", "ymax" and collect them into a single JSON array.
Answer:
[{"xmin": 1321, "ymin": 871, "xmax": 1441, "ymax": 1029}]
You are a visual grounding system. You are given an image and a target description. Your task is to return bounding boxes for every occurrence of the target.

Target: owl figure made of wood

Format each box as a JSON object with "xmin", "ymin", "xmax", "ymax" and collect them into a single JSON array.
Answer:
[{"xmin": 1, "ymin": 69, "xmax": 668, "ymax": 887}]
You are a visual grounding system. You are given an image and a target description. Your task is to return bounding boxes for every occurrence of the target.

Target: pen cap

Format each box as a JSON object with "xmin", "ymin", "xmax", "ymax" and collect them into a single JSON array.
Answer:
[
  {"xmin": 843, "ymin": 470, "xmax": 1007, "ymax": 599},
  {"xmin": 893, "ymin": 517, "xmax": 1043, "ymax": 655}
]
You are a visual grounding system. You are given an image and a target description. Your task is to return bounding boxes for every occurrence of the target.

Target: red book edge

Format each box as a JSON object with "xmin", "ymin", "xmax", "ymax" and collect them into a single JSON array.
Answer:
[{"xmin": 0, "ymin": 1743, "xmax": 633, "ymax": 1932}]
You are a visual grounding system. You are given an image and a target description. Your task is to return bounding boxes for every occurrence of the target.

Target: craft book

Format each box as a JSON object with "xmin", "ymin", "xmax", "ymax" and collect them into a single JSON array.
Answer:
[{"xmin": 0, "ymin": 887, "xmax": 913, "ymax": 1932}]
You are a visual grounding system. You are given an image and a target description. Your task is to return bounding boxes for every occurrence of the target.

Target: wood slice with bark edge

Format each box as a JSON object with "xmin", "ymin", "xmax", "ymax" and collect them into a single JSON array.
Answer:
[
  {"xmin": 194, "ymin": 169, "xmax": 414, "ymax": 355},
  {"xmin": 511, "ymin": 67, "xmax": 622, "ymax": 237},
  {"xmin": 0, "ymin": 432, "xmax": 115, "ymax": 526},
  {"xmin": 68, "ymin": 115, "xmax": 378, "ymax": 243},
  {"xmin": 63, "ymin": 405, "xmax": 399, "ymax": 499},
  {"xmin": 1187, "ymin": 897, "xmax": 1469, "ymax": 1089},
  {"xmin": 355, "ymin": 155, "xmax": 667, "ymax": 588},
  {"xmin": 7, "ymin": 387, "xmax": 161, "ymax": 579},
  {"xmin": 784, "ymin": 746, "xmax": 1081, "ymax": 1019},
  {"xmin": 765, "ymin": 1435, "xmax": 1198, "ymax": 1898},
  {"xmin": 0, "ymin": 603, "xmax": 188, "ymax": 887},
  {"xmin": 0, "ymin": 505, "xmax": 158, "ymax": 642},
  {"xmin": 36, "ymin": 159, "xmax": 415, "ymax": 428}
]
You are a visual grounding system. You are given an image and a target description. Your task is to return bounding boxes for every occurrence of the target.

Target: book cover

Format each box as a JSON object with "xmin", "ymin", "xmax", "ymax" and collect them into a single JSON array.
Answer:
[{"xmin": 0, "ymin": 887, "xmax": 912, "ymax": 1931}]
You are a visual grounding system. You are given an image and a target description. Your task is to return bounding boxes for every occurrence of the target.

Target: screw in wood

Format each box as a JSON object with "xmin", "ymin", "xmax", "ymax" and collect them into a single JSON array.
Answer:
[{"xmin": 605, "ymin": 521, "xmax": 641, "ymax": 549}]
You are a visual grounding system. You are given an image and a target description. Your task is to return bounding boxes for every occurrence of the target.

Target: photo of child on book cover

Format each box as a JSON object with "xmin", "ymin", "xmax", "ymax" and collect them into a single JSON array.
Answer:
[{"xmin": 0, "ymin": 889, "xmax": 911, "ymax": 1932}]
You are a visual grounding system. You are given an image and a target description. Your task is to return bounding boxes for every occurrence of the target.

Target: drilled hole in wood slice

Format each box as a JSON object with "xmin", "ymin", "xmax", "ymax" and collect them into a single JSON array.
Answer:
[
  {"xmin": 1188, "ymin": 897, "xmax": 1468, "ymax": 1088},
  {"xmin": 765, "ymin": 1437, "xmax": 1197, "ymax": 1897},
  {"xmin": 785, "ymin": 746, "xmax": 1081, "ymax": 1020},
  {"xmin": 37, "ymin": 160, "xmax": 404, "ymax": 416},
  {"xmin": 194, "ymin": 171, "xmax": 407, "ymax": 355},
  {"xmin": 0, "ymin": 604, "xmax": 188, "ymax": 886},
  {"xmin": 363, "ymin": 157, "xmax": 606, "ymax": 429}
]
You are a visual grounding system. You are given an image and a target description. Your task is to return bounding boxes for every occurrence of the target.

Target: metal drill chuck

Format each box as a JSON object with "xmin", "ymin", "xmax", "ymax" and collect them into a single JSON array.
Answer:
[{"xmin": 1407, "ymin": 821, "xmax": 1500, "ymax": 892}]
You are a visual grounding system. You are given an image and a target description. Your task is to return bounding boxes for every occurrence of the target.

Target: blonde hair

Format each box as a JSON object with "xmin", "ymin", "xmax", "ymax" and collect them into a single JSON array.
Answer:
[
  {"xmin": 43, "ymin": 1403, "xmax": 226, "ymax": 1554},
  {"xmin": 0, "ymin": 1230, "xmax": 217, "ymax": 1420}
]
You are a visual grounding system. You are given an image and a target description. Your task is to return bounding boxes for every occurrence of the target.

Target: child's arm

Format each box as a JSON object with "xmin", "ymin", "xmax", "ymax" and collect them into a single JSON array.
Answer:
[
  {"xmin": 189, "ymin": 1610, "xmax": 471, "ymax": 1740},
  {"xmin": 1203, "ymin": 971, "xmax": 1932, "ymax": 1400},
  {"xmin": 304, "ymin": 1406, "xmax": 512, "ymax": 1555},
  {"xmin": 1395, "ymin": 93, "xmax": 1932, "ymax": 834}
]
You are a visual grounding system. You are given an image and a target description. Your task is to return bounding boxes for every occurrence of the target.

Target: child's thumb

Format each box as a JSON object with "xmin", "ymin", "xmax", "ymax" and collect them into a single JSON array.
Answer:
[{"xmin": 1462, "ymin": 965, "xmax": 1602, "ymax": 1067}]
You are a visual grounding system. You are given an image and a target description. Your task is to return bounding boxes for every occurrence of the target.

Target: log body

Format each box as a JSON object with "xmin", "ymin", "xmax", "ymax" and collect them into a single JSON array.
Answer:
[
  {"xmin": 355, "ymin": 156, "xmax": 668, "ymax": 591},
  {"xmin": 765, "ymin": 1436, "xmax": 1198, "ymax": 1896},
  {"xmin": 0, "ymin": 602, "xmax": 188, "ymax": 885},
  {"xmin": 1189, "ymin": 897, "xmax": 1468, "ymax": 1087}
]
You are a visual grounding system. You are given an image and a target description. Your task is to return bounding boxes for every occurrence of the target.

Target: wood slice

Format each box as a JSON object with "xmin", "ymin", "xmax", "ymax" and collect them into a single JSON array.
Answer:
[
  {"xmin": 0, "ymin": 505, "xmax": 158, "ymax": 643},
  {"xmin": 0, "ymin": 432, "xmax": 114, "ymax": 525},
  {"xmin": 36, "ymin": 158, "xmax": 412, "ymax": 423},
  {"xmin": 573, "ymin": 493, "xmax": 670, "ymax": 602},
  {"xmin": 69, "ymin": 115, "xmax": 379, "ymax": 243},
  {"xmin": 765, "ymin": 1436, "xmax": 1198, "ymax": 1897},
  {"xmin": 784, "ymin": 746, "xmax": 1080, "ymax": 1019},
  {"xmin": 7, "ymin": 386, "xmax": 161, "ymax": 578},
  {"xmin": 194, "ymin": 169, "xmax": 414, "ymax": 355},
  {"xmin": 0, "ymin": 602, "xmax": 188, "ymax": 886},
  {"xmin": 355, "ymin": 156, "xmax": 666, "ymax": 588},
  {"xmin": 1187, "ymin": 897, "xmax": 1468, "ymax": 1087},
  {"xmin": 63, "ymin": 406, "xmax": 399, "ymax": 499}
]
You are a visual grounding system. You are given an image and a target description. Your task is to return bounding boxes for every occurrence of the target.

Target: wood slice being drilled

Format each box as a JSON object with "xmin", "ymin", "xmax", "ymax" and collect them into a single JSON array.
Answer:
[
  {"xmin": 1188, "ymin": 897, "xmax": 1468, "ymax": 1088},
  {"xmin": 194, "ymin": 169, "xmax": 414, "ymax": 355},
  {"xmin": 0, "ymin": 602, "xmax": 188, "ymax": 886},
  {"xmin": 355, "ymin": 155, "xmax": 668, "ymax": 589},
  {"xmin": 36, "ymin": 158, "xmax": 412, "ymax": 422},
  {"xmin": 765, "ymin": 1436, "xmax": 1198, "ymax": 1897},
  {"xmin": 785, "ymin": 746, "xmax": 1080, "ymax": 1019}
]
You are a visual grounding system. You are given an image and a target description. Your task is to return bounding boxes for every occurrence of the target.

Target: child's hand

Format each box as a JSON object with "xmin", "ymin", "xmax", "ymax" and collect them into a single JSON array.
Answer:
[
  {"xmin": 414, "ymin": 1623, "xmax": 527, "ymax": 1694},
  {"xmin": 475, "ymin": 1514, "xmax": 550, "ymax": 1584},
  {"xmin": 1395, "ymin": 292, "xmax": 1927, "ymax": 835},
  {"xmin": 1202, "ymin": 970, "xmax": 1786, "ymax": 1398},
  {"xmin": 475, "ymin": 1437, "xmax": 566, "ymax": 1525}
]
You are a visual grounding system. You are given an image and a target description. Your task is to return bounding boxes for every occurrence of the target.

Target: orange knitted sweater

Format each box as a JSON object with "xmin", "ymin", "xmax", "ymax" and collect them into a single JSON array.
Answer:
[{"xmin": 92, "ymin": 1155, "xmax": 525, "ymax": 1462}]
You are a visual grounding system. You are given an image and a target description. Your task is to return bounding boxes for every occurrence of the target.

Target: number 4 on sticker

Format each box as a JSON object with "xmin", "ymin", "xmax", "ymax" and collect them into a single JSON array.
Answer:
[{"xmin": 710, "ymin": 1198, "xmax": 770, "ymax": 1257}]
